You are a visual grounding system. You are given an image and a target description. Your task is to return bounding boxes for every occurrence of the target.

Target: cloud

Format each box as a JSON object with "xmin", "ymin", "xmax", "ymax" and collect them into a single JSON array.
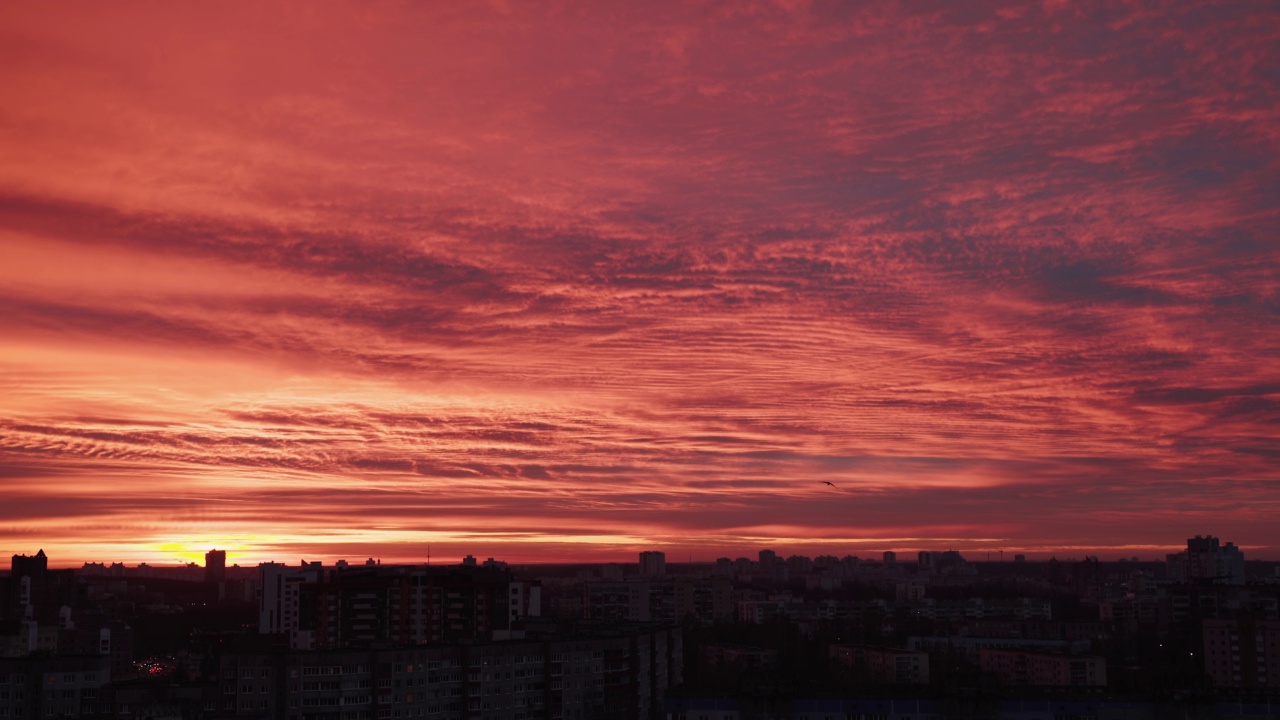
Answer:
[{"xmin": 1, "ymin": 0, "xmax": 1277, "ymax": 564}]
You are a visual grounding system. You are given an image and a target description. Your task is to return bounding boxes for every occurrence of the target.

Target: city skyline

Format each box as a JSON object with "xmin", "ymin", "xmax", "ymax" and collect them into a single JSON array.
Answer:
[
  {"xmin": 2, "ymin": 2, "xmax": 1278, "ymax": 566},
  {"xmin": 2, "ymin": 535, "xmax": 1267, "ymax": 573},
  {"xmin": 8, "ymin": 533, "xmax": 1261, "ymax": 573}
]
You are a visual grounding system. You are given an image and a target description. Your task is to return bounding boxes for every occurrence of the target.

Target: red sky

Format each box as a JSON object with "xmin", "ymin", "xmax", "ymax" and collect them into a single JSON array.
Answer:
[{"xmin": 2, "ymin": 1, "xmax": 1278, "ymax": 567}]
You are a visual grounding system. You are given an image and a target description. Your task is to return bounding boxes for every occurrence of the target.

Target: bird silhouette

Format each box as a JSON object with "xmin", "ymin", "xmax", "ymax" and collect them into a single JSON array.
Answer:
[{"xmin": 822, "ymin": 481, "xmax": 838, "ymax": 488}]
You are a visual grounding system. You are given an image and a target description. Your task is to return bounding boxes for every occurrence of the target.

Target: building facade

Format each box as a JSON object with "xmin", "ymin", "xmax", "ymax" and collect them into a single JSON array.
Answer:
[
  {"xmin": 259, "ymin": 564, "xmax": 540, "ymax": 651},
  {"xmin": 1203, "ymin": 617, "xmax": 1280, "ymax": 690},
  {"xmin": 639, "ymin": 553, "xmax": 666, "ymax": 578},
  {"xmin": 828, "ymin": 644, "xmax": 930, "ymax": 685},
  {"xmin": 203, "ymin": 625, "xmax": 681, "ymax": 720},
  {"xmin": 979, "ymin": 648, "xmax": 1106, "ymax": 688}
]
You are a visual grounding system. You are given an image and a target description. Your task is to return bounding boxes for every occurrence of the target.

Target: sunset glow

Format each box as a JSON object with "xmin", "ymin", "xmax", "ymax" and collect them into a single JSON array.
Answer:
[{"xmin": 2, "ymin": 2, "xmax": 1278, "ymax": 566}]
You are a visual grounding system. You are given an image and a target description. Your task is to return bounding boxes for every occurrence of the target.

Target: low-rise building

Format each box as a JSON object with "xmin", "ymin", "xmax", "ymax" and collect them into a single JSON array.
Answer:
[
  {"xmin": 829, "ymin": 644, "xmax": 929, "ymax": 685},
  {"xmin": 979, "ymin": 648, "xmax": 1106, "ymax": 688}
]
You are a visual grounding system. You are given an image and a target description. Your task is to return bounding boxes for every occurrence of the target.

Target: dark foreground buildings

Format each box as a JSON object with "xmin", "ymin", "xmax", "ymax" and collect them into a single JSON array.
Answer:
[
  {"xmin": 0, "ymin": 627, "xmax": 682, "ymax": 720},
  {"xmin": 247, "ymin": 559, "xmax": 683, "ymax": 720},
  {"xmin": 1, "ymin": 552, "xmax": 682, "ymax": 720},
  {"xmin": 6, "ymin": 537, "xmax": 1280, "ymax": 719}
]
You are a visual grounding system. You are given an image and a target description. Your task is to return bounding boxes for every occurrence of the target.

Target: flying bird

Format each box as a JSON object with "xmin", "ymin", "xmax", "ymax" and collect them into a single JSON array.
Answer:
[{"xmin": 822, "ymin": 481, "xmax": 838, "ymax": 488}]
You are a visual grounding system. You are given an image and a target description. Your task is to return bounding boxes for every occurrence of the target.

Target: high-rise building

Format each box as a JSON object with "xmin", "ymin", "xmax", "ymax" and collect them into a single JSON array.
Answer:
[
  {"xmin": 758, "ymin": 549, "xmax": 779, "ymax": 580},
  {"xmin": 1167, "ymin": 535, "xmax": 1245, "ymax": 585},
  {"xmin": 3, "ymin": 550, "xmax": 72, "ymax": 628},
  {"xmin": 204, "ymin": 548, "xmax": 226, "ymax": 584},
  {"xmin": 639, "ymin": 550, "xmax": 666, "ymax": 577},
  {"xmin": 258, "ymin": 561, "xmax": 323, "ymax": 640}
]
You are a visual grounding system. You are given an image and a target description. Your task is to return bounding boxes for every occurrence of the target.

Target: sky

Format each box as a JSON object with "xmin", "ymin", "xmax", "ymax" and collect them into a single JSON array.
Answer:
[{"xmin": 1, "ymin": 1, "xmax": 1278, "ymax": 568}]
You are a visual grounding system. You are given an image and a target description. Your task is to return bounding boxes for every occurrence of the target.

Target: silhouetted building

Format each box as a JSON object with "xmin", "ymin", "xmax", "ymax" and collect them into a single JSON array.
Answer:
[
  {"xmin": 639, "ymin": 551, "xmax": 666, "ymax": 577},
  {"xmin": 917, "ymin": 549, "xmax": 967, "ymax": 575},
  {"xmin": 204, "ymin": 549, "xmax": 226, "ymax": 585},
  {"xmin": 3, "ymin": 550, "xmax": 77, "ymax": 630},
  {"xmin": 758, "ymin": 549, "xmax": 779, "ymax": 581},
  {"xmin": 1167, "ymin": 535, "xmax": 1246, "ymax": 585},
  {"xmin": 785, "ymin": 554, "xmax": 813, "ymax": 576},
  {"xmin": 917, "ymin": 550, "xmax": 934, "ymax": 571},
  {"xmin": 10, "ymin": 550, "xmax": 47, "ymax": 577},
  {"xmin": 1187, "ymin": 535, "xmax": 1245, "ymax": 585}
]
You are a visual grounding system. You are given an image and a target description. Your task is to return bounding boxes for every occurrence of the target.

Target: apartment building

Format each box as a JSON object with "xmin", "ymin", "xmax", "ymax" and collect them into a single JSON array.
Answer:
[{"xmin": 1203, "ymin": 617, "xmax": 1280, "ymax": 690}]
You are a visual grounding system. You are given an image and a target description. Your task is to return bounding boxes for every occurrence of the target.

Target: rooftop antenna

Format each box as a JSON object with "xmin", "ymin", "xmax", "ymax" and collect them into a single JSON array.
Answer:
[{"xmin": 427, "ymin": 546, "xmax": 430, "ymax": 567}]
